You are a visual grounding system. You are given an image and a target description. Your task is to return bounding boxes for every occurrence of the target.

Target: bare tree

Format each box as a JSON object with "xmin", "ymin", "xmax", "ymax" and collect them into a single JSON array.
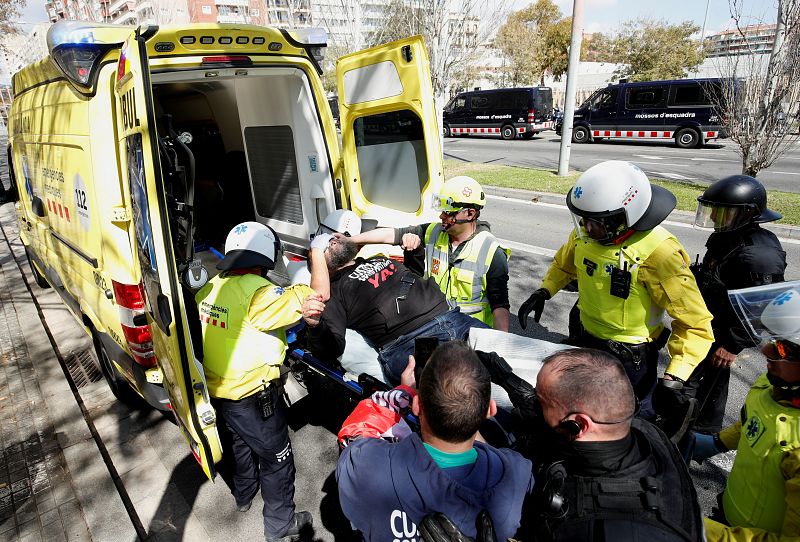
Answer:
[{"xmin": 714, "ymin": 0, "xmax": 800, "ymax": 177}]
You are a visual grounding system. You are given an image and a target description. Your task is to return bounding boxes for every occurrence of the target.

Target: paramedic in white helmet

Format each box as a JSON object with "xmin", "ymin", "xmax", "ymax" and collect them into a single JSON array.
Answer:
[
  {"xmin": 694, "ymin": 281, "xmax": 800, "ymax": 541},
  {"xmin": 195, "ymin": 222, "xmax": 330, "ymax": 542},
  {"xmin": 346, "ymin": 176, "xmax": 512, "ymax": 331},
  {"xmin": 518, "ymin": 161, "xmax": 713, "ymax": 436}
]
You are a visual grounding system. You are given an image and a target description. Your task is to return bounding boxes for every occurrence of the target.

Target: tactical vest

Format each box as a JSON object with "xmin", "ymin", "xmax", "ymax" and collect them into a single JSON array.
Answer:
[
  {"xmin": 575, "ymin": 226, "xmax": 673, "ymax": 343},
  {"xmin": 195, "ymin": 273, "xmax": 286, "ymax": 400},
  {"xmin": 538, "ymin": 419, "xmax": 704, "ymax": 542},
  {"xmin": 723, "ymin": 373, "xmax": 800, "ymax": 532},
  {"xmin": 424, "ymin": 223, "xmax": 510, "ymax": 326}
]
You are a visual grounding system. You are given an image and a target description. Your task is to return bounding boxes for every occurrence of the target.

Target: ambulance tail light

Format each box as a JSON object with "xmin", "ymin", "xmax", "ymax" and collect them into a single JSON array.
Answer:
[
  {"xmin": 112, "ymin": 280, "xmax": 158, "ymax": 369},
  {"xmin": 201, "ymin": 55, "xmax": 252, "ymax": 67}
]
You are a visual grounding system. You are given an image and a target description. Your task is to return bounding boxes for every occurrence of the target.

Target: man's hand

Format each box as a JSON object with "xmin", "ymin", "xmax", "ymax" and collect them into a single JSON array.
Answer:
[
  {"xmin": 518, "ymin": 288, "xmax": 550, "ymax": 329},
  {"xmin": 310, "ymin": 233, "xmax": 333, "ymax": 251},
  {"xmin": 401, "ymin": 355, "xmax": 416, "ymax": 388},
  {"xmin": 420, "ymin": 511, "xmax": 497, "ymax": 542},
  {"xmin": 400, "ymin": 233, "xmax": 422, "ymax": 251},
  {"xmin": 301, "ymin": 294, "xmax": 325, "ymax": 327},
  {"xmin": 710, "ymin": 346, "xmax": 737, "ymax": 368},
  {"xmin": 475, "ymin": 350, "xmax": 514, "ymax": 385}
]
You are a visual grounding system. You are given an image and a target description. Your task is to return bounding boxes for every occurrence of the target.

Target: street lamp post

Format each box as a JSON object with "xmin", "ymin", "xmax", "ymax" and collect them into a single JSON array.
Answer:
[{"xmin": 557, "ymin": 0, "xmax": 585, "ymax": 176}]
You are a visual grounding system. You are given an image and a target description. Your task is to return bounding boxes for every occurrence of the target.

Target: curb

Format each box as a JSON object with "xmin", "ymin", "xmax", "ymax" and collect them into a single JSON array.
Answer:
[{"xmin": 485, "ymin": 185, "xmax": 800, "ymax": 242}]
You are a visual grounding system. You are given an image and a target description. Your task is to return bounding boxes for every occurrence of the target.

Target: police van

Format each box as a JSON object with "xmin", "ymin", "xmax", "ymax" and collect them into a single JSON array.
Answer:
[
  {"xmin": 443, "ymin": 87, "xmax": 554, "ymax": 140},
  {"xmin": 556, "ymin": 78, "xmax": 725, "ymax": 148},
  {"xmin": 6, "ymin": 21, "xmax": 443, "ymax": 479}
]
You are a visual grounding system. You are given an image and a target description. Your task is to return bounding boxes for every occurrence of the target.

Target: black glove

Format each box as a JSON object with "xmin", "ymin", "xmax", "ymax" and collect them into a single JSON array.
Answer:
[
  {"xmin": 653, "ymin": 378, "xmax": 698, "ymax": 444},
  {"xmin": 475, "ymin": 351, "xmax": 538, "ymax": 423},
  {"xmin": 420, "ymin": 511, "xmax": 497, "ymax": 542},
  {"xmin": 518, "ymin": 288, "xmax": 550, "ymax": 329}
]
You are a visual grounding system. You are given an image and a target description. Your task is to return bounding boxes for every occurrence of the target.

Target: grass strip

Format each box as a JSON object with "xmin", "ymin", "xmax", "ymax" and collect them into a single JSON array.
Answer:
[{"xmin": 443, "ymin": 160, "xmax": 800, "ymax": 225}]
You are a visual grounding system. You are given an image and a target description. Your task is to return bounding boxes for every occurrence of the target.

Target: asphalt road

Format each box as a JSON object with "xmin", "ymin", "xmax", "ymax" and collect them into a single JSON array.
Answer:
[{"xmin": 443, "ymin": 133, "xmax": 800, "ymax": 192}]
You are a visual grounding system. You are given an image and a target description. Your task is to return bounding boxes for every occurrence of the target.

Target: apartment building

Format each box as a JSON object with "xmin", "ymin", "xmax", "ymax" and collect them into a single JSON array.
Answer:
[{"xmin": 706, "ymin": 23, "xmax": 777, "ymax": 57}]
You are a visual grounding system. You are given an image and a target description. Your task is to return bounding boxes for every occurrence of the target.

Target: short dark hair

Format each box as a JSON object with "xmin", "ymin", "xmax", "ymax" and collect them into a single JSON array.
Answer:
[
  {"xmin": 418, "ymin": 341, "xmax": 491, "ymax": 443},
  {"xmin": 541, "ymin": 348, "xmax": 635, "ymax": 422}
]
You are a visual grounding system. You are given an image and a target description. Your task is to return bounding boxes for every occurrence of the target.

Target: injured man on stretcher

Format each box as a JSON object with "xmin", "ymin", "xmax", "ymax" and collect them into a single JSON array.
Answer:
[{"xmin": 292, "ymin": 212, "xmax": 572, "ymax": 408}]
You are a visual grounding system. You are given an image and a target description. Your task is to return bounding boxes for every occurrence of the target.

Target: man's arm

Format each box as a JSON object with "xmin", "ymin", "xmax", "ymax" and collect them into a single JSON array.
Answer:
[
  {"xmin": 348, "ymin": 227, "xmax": 397, "ymax": 245},
  {"xmin": 486, "ymin": 247, "xmax": 511, "ymax": 332},
  {"xmin": 640, "ymin": 238, "xmax": 714, "ymax": 381},
  {"xmin": 308, "ymin": 245, "xmax": 330, "ymax": 302},
  {"xmin": 306, "ymin": 294, "xmax": 348, "ymax": 359},
  {"xmin": 539, "ymin": 230, "xmax": 579, "ymax": 296}
]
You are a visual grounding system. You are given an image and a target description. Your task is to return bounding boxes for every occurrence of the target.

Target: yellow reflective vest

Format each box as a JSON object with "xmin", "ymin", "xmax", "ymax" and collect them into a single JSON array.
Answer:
[
  {"xmin": 424, "ymin": 223, "xmax": 510, "ymax": 326},
  {"xmin": 196, "ymin": 273, "xmax": 288, "ymax": 400},
  {"xmin": 723, "ymin": 373, "xmax": 800, "ymax": 533},
  {"xmin": 575, "ymin": 226, "xmax": 673, "ymax": 343}
]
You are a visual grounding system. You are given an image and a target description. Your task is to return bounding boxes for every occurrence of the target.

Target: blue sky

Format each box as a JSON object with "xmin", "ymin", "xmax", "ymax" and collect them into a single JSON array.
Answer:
[
  {"xmin": 550, "ymin": 0, "xmax": 779, "ymax": 35},
  {"xmin": 15, "ymin": 0, "xmax": 780, "ymax": 36}
]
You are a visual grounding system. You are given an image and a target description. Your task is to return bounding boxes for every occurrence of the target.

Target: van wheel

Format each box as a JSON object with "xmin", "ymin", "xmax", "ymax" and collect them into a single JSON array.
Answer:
[
  {"xmin": 501, "ymin": 124, "xmax": 516, "ymax": 140},
  {"xmin": 92, "ymin": 332, "xmax": 144, "ymax": 408},
  {"xmin": 675, "ymin": 128, "xmax": 700, "ymax": 149},
  {"xmin": 443, "ymin": 124, "xmax": 452, "ymax": 137},
  {"xmin": 25, "ymin": 250, "xmax": 50, "ymax": 289},
  {"xmin": 572, "ymin": 126, "xmax": 590, "ymax": 143}
]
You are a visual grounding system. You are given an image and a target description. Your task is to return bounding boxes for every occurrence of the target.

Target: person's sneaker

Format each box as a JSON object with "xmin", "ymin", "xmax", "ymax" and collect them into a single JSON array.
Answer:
[
  {"xmin": 236, "ymin": 500, "xmax": 253, "ymax": 513},
  {"xmin": 265, "ymin": 511, "xmax": 313, "ymax": 542}
]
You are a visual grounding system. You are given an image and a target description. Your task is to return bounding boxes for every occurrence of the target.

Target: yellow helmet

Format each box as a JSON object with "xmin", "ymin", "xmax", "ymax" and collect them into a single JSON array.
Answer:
[{"xmin": 434, "ymin": 176, "xmax": 486, "ymax": 212}]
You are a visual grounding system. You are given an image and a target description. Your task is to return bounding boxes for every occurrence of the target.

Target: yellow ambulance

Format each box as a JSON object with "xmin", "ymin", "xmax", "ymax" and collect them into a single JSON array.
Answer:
[{"xmin": 6, "ymin": 20, "xmax": 443, "ymax": 479}]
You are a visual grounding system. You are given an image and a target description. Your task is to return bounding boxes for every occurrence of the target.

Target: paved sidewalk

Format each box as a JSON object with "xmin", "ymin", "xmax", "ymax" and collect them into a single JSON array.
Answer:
[{"xmin": 0, "ymin": 209, "xmax": 92, "ymax": 542}]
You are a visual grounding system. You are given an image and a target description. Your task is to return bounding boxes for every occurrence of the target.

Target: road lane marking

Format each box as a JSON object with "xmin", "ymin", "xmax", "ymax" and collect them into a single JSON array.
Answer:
[
  {"xmin": 648, "ymin": 171, "xmax": 697, "ymax": 180},
  {"xmin": 497, "ymin": 238, "xmax": 556, "ymax": 258},
  {"xmin": 633, "ymin": 154, "xmax": 665, "ymax": 160},
  {"xmin": 688, "ymin": 158, "xmax": 737, "ymax": 162},
  {"xmin": 770, "ymin": 171, "xmax": 800, "ymax": 175}
]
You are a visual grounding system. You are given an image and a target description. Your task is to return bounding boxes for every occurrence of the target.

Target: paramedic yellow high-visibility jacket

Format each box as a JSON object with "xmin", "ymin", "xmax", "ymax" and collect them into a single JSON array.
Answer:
[
  {"xmin": 196, "ymin": 272, "xmax": 314, "ymax": 400},
  {"xmin": 424, "ymin": 223, "xmax": 510, "ymax": 327}
]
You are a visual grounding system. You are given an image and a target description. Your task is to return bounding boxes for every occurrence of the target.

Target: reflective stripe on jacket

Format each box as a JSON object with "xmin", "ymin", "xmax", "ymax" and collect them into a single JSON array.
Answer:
[
  {"xmin": 424, "ymin": 223, "xmax": 510, "ymax": 326},
  {"xmin": 723, "ymin": 373, "xmax": 800, "ymax": 533},
  {"xmin": 195, "ymin": 273, "xmax": 286, "ymax": 400},
  {"xmin": 575, "ymin": 226, "xmax": 673, "ymax": 343}
]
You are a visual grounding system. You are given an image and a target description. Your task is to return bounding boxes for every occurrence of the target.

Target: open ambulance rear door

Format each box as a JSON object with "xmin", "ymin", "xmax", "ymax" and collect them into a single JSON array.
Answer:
[
  {"xmin": 114, "ymin": 26, "xmax": 221, "ymax": 480},
  {"xmin": 337, "ymin": 36, "xmax": 444, "ymax": 227}
]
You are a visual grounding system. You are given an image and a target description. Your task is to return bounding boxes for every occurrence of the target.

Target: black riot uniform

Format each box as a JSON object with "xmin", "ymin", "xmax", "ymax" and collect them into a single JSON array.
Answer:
[
  {"xmin": 530, "ymin": 419, "xmax": 704, "ymax": 542},
  {"xmin": 688, "ymin": 175, "xmax": 787, "ymax": 433}
]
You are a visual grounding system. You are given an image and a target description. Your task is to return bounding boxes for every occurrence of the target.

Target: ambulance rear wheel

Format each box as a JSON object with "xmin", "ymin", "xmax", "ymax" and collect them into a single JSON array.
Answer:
[
  {"xmin": 572, "ymin": 126, "xmax": 590, "ymax": 143},
  {"xmin": 92, "ymin": 331, "xmax": 144, "ymax": 408},
  {"xmin": 501, "ymin": 124, "xmax": 516, "ymax": 140},
  {"xmin": 675, "ymin": 128, "xmax": 700, "ymax": 149},
  {"xmin": 26, "ymin": 249, "xmax": 50, "ymax": 289}
]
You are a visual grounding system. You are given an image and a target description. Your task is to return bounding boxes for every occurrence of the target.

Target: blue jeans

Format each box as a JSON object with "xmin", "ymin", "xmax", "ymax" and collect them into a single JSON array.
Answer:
[{"xmin": 377, "ymin": 308, "xmax": 489, "ymax": 384}]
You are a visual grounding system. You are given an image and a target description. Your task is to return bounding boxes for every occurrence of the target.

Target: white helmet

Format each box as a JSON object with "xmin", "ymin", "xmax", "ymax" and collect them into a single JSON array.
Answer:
[
  {"xmin": 217, "ymin": 222, "xmax": 281, "ymax": 271},
  {"xmin": 318, "ymin": 209, "xmax": 362, "ymax": 237},
  {"xmin": 729, "ymin": 280, "xmax": 800, "ymax": 349},
  {"xmin": 566, "ymin": 161, "xmax": 676, "ymax": 244}
]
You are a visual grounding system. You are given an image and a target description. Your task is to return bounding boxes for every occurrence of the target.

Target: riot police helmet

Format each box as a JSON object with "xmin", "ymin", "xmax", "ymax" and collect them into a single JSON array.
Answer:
[{"xmin": 695, "ymin": 175, "xmax": 781, "ymax": 232}]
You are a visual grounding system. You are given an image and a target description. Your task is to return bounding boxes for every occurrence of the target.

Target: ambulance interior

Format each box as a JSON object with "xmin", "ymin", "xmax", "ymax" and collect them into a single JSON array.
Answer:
[{"xmin": 150, "ymin": 67, "xmax": 338, "ymax": 284}]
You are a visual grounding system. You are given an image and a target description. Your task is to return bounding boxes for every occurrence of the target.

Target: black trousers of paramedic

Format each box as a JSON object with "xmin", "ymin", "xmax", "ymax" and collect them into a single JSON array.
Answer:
[{"xmin": 214, "ymin": 385, "xmax": 296, "ymax": 538}]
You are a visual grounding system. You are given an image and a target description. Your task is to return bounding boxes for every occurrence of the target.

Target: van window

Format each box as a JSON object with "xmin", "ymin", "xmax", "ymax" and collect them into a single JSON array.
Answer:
[
  {"xmin": 626, "ymin": 87, "xmax": 667, "ymax": 109},
  {"xmin": 592, "ymin": 88, "xmax": 618, "ymax": 109},
  {"xmin": 470, "ymin": 95, "xmax": 491, "ymax": 110},
  {"xmin": 513, "ymin": 91, "xmax": 530, "ymax": 110},
  {"xmin": 353, "ymin": 109, "xmax": 427, "ymax": 213},
  {"xmin": 451, "ymin": 97, "xmax": 466, "ymax": 111},
  {"xmin": 533, "ymin": 88, "xmax": 553, "ymax": 111},
  {"xmin": 126, "ymin": 134, "xmax": 163, "ymax": 324},
  {"xmin": 245, "ymin": 126, "xmax": 304, "ymax": 225},
  {"xmin": 670, "ymin": 82, "xmax": 719, "ymax": 107}
]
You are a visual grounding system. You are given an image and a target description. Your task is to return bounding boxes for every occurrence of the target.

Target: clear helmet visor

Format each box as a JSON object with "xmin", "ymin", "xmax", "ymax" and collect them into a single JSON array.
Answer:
[
  {"xmin": 694, "ymin": 202, "xmax": 753, "ymax": 232},
  {"xmin": 433, "ymin": 194, "xmax": 461, "ymax": 213},
  {"xmin": 570, "ymin": 210, "xmax": 627, "ymax": 244},
  {"xmin": 728, "ymin": 281, "xmax": 800, "ymax": 351}
]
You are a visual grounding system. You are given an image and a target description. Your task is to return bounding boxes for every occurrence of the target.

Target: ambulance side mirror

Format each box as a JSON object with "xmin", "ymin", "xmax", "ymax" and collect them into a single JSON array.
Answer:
[{"xmin": 31, "ymin": 195, "xmax": 46, "ymax": 218}]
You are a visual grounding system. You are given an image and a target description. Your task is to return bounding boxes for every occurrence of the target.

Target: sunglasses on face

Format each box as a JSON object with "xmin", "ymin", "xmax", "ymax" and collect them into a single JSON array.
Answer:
[{"xmin": 763, "ymin": 339, "xmax": 800, "ymax": 362}]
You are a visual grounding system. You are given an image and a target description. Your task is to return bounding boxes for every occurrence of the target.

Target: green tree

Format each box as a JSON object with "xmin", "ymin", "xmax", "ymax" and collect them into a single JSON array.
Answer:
[
  {"xmin": 494, "ymin": 0, "xmax": 571, "ymax": 85},
  {"xmin": 581, "ymin": 32, "xmax": 616, "ymax": 63},
  {"xmin": 611, "ymin": 18, "xmax": 706, "ymax": 81}
]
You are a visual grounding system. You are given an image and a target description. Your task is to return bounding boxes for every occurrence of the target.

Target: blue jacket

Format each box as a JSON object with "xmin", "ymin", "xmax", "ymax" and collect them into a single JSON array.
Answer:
[{"xmin": 337, "ymin": 433, "xmax": 533, "ymax": 541}]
